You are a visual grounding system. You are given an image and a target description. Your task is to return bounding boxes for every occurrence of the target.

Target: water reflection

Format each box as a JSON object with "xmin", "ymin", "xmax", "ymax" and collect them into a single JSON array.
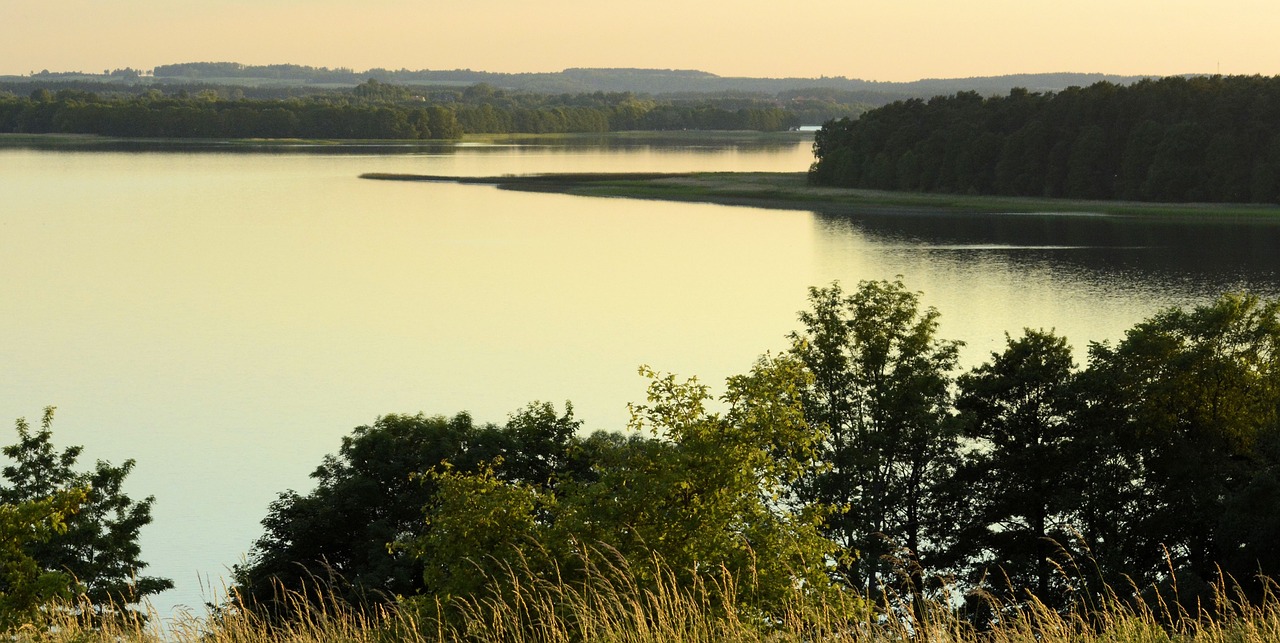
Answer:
[{"xmin": 813, "ymin": 208, "xmax": 1280, "ymax": 300}]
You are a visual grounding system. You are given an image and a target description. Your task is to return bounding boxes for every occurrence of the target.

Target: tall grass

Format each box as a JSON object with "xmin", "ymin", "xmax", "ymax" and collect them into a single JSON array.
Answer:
[{"xmin": 10, "ymin": 558, "xmax": 1280, "ymax": 642}]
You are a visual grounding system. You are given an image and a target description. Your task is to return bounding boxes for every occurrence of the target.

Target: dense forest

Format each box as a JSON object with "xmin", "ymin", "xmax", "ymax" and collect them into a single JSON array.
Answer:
[
  {"xmin": 0, "ymin": 79, "xmax": 804, "ymax": 138},
  {"xmin": 7, "ymin": 282, "xmax": 1280, "ymax": 633},
  {"xmin": 810, "ymin": 75, "xmax": 1280, "ymax": 204}
]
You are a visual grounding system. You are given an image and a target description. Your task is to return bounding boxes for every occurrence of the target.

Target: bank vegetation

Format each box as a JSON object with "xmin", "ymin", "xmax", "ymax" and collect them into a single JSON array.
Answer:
[
  {"xmin": 810, "ymin": 75, "xmax": 1280, "ymax": 204},
  {"xmin": 6, "ymin": 283, "xmax": 1280, "ymax": 641}
]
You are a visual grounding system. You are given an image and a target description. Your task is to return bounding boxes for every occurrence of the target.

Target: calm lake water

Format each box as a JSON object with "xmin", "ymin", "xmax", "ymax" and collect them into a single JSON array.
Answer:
[{"xmin": 3, "ymin": 135, "xmax": 1280, "ymax": 617}]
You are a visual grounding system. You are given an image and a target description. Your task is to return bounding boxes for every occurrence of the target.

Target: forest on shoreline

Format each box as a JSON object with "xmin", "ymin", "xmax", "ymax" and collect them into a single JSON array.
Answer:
[
  {"xmin": 810, "ymin": 75, "xmax": 1280, "ymax": 204},
  {"xmin": 7, "ymin": 282, "xmax": 1280, "ymax": 640},
  {"xmin": 0, "ymin": 62, "xmax": 1177, "ymax": 140},
  {"xmin": 0, "ymin": 78, "xmax": 812, "ymax": 139},
  {"xmin": 6, "ymin": 62, "xmax": 1152, "ymax": 107}
]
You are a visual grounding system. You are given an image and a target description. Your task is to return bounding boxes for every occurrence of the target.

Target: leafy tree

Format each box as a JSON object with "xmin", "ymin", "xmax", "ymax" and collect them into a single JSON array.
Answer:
[
  {"xmin": 231, "ymin": 403, "xmax": 584, "ymax": 616},
  {"xmin": 1081, "ymin": 293, "xmax": 1280, "ymax": 604},
  {"xmin": 0, "ymin": 407, "xmax": 170, "ymax": 620},
  {"xmin": 590, "ymin": 357, "xmax": 837, "ymax": 609},
  {"xmin": 405, "ymin": 356, "xmax": 843, "ymax": 620},
  {"xmin": 1217, "ymin": 422, "xmax": 1280, "ymax": 598},
  {"xmin": 950, "ymin": 329, "xmax": 1086, "ymax": 607},
  {"xmin": 0, "ymin": 488, "xmax": 85, "ymax": 630},
  {"xmin": 409, "ymin": 463, "xmax": 557, "ymax": 605},
  {"xmin": 788, "ymin": 280, "xmax": 962, "ymax": 598}
]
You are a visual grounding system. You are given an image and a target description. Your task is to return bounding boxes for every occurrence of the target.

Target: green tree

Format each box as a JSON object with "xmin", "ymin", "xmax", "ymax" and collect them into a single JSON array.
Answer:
[
  {"xmin": 951, "ymin": 329, "xmax": 1086, "ymax": 606},
  {"xmin": 0, "ymin": 488, "xmax": 86, "ymax": 630},
  {"xmin": 788, "ymin": 280, "xmax": 962, "ymax": 599},
  {"xmin": 0, "ymin": 408, "xmax": 170, "ymax": 620},
  {"xmin": 405, "ymin": 356, "xmax": 843, "ymax": 620},
  {"xmin": 1082, "ymin": 293, "xmax": 1280, "ymax": 604},
  {"xmin": 586, "ymin": 357, "xmax": 837, "ymax": 610},
  {"xmin": 408, "ymin": 463, "xmax": 557, "ymax": 605},
  {"xmin": 231, "ymin": 403, "xmax": 584, "ymax": 616}
]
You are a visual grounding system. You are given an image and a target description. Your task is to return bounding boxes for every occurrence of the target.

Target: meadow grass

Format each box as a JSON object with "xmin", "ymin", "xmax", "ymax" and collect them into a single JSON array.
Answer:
[{"xmin": 12, "ymin": 556, "xmax": 1280, "ymax": 643}]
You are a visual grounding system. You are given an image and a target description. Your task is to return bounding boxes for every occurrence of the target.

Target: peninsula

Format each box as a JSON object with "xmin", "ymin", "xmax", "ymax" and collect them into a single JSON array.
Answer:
[{"xmin": 358, "ymin": 171, "xmax": 1280, "ymax": 218}]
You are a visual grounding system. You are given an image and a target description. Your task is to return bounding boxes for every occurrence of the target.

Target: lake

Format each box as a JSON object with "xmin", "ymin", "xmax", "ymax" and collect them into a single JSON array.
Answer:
[{"xmin": 3, "ymin": 134, "xmax": 1280, "ymax": 617}]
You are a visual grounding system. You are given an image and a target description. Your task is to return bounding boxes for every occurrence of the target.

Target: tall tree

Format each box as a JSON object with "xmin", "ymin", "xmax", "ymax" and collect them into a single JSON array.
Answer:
[
  {"xmin": 1082, "ymin": 293, "xmax": 1280, "ymax": 605},
  {"xmin": 789, "ymin": 280, "xmax": 962, "ymax": 598},
  {"xmin": 950, "ymin": 329, "xmax": 1086, "ymax": 606}
]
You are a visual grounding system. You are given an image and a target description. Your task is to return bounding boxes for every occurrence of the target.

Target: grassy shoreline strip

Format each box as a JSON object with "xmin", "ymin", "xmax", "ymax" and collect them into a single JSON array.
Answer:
[{"xmin": 358, "ymin": 171, "xmax": 1280, "ymax": 218}]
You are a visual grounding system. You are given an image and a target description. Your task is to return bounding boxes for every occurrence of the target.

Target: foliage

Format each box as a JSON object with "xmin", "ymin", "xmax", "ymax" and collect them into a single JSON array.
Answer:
[
  {"xmin": 231, "ymin": 403, "xmax": 585, "ymax": 616},
  {"xmin": 404, "ymin": 356, "xmax": 844, "ymax": 623},
  {"xmin": 949, "ymin": 329, "xmax": 1089, "ymax": 608},
  {"xmin": 788, "ymin": 280, "xmax": 962, "ymax": 598},
  {"xmin": 1080, "ymin": 293, "xmax": 1280, "ymax": 605},
  {"xmin": 0, "ymin": 81, "xmax": 802, "ymax": 140},
  {"xmin": 810, "ymin": 75, "xmax": 1280, "ymax": 203},
  {"xmin": 226, "ymin": 283, "xmax": 1280, "ymax": 627},
  {"xmin": 0, "ymin": 407, "xmax": 170, "ymax": 622},
  {"xmin": 0, "ymin": 487, "xmax": 85, "ymax": 630},
  {"xmin": 587, "ymin": 357, "xmax": 838, "ymax": 609},
  {"xmin": 412, "ymin": 464, "xmax": 558, "ymax": 604}
]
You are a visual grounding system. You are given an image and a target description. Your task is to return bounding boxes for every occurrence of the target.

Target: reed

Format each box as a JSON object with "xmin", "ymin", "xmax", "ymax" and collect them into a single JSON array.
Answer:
[{"xmin": 10, "ymin": 557, "xmax": 1280, "ymax": 642}]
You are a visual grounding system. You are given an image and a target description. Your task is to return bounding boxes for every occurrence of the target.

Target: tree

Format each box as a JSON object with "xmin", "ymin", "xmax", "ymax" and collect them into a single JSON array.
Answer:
[
  {"xmin": 583, "ymin": 357, "xmax": 837, "ymax": 610},
  {"xmin": 0, "ymin": 407, "xmax": 170, "ymax": 619},
  {"xmin": 1081, "ymin": 293, "xmax": 1280, "ymax": 605},
  {"xmin": 788, "ymin": 280, "xmax": 962, "ymax": 599},
  {"xmin": 950, "ymin": 329, "xmax": 1086, "ymax": 607},
  {"xmin": 231, "ymin": 403, "xmax": 584, "ymax": 616},
  {"xmin": 408, "ymin": 463, "xmax": 557, "ymax": 606},
  {"xmin": 404, "ymin": 356, "xmax": 843, "ymax": 620},
  {"xmin": 0, "ymin": 488, "xmax": 85, "ymax": 629}
]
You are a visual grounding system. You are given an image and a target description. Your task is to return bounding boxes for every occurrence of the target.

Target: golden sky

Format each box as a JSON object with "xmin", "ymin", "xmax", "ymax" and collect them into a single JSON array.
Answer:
[{"xmin": 6, "ymin": 0, "xmax": 1280, "ymax": 80}]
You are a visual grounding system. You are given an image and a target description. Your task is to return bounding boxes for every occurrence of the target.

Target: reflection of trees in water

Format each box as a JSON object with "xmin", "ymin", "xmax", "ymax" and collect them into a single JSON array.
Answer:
[{"xmin": 813, "ymin": 209, "xmax": 1280, "ymax": 298}]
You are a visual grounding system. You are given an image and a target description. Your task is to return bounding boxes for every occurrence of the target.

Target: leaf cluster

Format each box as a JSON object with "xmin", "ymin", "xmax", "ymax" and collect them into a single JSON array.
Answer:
[{"xmin": 0, "ymin": 407, "xmax": 170, "ymax": 626}]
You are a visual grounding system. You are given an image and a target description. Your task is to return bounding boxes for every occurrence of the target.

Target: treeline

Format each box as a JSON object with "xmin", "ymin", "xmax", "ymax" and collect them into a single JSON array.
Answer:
[
  {"xmin": 143, "ymin": 62, "xmax": 1148, "ymax": 101},
  {"xmin": 2, "ymin": 90, "xmax": 465, "ymax": 139},
  {"xmin": 810, "ymin": 75, "xmax": 1280, "ymax": 203},
  {"xmin": 0, "ymin": 80, "xmax": 802, "ymax": 139},
  {"xmin": 0, "ymin": 409, "xmax": 169, "ymax": 627},
  {"xmin": 227, "ymin": 281, "xmax": 1280, "ymax": 627}
]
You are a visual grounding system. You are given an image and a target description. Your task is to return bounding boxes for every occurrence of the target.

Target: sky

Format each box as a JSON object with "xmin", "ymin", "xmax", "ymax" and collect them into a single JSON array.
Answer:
[{"xmin": 5, "ymin": 0, "xmax": 1280, "ymax": 81}]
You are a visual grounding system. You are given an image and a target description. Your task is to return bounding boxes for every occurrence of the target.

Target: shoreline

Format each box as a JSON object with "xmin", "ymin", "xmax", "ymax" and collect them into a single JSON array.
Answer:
[
  {"xmin": 0, "ymin": 130, "xmax": 811, "ymax": 149},
  {"xmin": 359, "ymin": 171, "xmax": 1280, "ymax": 219}
]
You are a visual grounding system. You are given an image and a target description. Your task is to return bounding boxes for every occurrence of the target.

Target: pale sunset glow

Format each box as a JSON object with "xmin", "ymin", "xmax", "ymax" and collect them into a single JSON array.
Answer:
[{"xmin": 5, "ymin": 0, "xmax": 1280, "ymax": 79}]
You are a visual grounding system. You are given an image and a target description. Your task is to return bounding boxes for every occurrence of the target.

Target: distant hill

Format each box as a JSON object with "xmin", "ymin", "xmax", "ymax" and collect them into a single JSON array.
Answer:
[{"xmin": 3, "ymin": 63, "xmax": 1165, "ymax": 107}]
